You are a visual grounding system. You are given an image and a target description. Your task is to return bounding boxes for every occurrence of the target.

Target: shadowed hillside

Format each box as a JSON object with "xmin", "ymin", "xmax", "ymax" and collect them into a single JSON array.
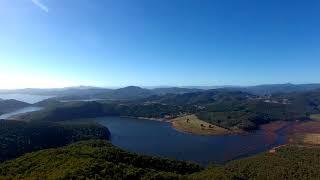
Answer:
[
  {"xmin": 0, "ymin": 120, "xmax": 110, "ymax": 162},
  {"xmin": 0, "ymin": 99, "xmax": 30, "ymax": 115}
]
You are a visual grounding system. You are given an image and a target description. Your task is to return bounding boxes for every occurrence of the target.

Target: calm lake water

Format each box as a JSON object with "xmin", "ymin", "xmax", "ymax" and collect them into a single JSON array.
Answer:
[
  {"xmin": 97, "ymin": 117, "xmax": 287, "ymax": 165},
  {"xmin": 0, "ymin": 94, "xmax": 53, "ymax": 104},
  {"xmin": 0, "ymin": 106, "xmax": 43, "ymax": 120}
]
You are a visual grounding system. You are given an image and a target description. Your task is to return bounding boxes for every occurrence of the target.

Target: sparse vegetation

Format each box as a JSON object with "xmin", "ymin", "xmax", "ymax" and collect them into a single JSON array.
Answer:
[
  {"xmin": 310, "ymin": 114, "xmax": 320, "ymax": 120},
  {"xmin": 171, "ymin": 115, "xmax": 233, "ymax": 135}
]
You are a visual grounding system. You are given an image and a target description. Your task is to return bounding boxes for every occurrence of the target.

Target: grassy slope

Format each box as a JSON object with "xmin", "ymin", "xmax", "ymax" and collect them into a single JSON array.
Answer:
[
  {"xmin": 0, "ymin": 140, "xmax": 202, "ymax": 179},
  {"xmin": 171, "ymin": 115, "xmax": 233, "ymax": 135},
  {"xmin": 302, "ymin": 134, "xmax": 320, "ymax": 145},
  {"xmin": 310, "ymin": 114, "xmax": 320, "ymax": 120},
  {"xmin": 301, "ymin": 114, "xmax": 320, "ymax": 145}
]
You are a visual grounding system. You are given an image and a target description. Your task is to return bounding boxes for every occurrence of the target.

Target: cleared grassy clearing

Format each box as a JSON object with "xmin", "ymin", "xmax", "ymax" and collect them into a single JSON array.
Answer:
[
  {"xmin": 289, "ymin": 133, "xmax": 320, "ymax": 145},
  {"xmin": 310, "ymin": 114, "xmax": 320, "ymax": 120},
  {"xmin": 171, "ymin": 115, "xmax": 233, "ymax": 135},
  {"xmin": 303, "ymin": 133, "xmax": 320, "ymax": 145},
  {"xmin": 285, "ymin": 118, "xmax": 320, "ymax": 145}
]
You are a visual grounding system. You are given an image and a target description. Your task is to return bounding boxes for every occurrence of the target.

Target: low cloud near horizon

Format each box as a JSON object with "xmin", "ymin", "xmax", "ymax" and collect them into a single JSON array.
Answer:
[{"xmin": 31, "ymin": 0, "xmax": 49, "ymax": 13}]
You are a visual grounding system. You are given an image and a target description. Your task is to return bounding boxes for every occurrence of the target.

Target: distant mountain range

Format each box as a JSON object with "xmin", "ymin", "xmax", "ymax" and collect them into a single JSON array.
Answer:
[
  {"xmin": 55, "ymin": 86, "xmax": 204, "ymax": 101},
  {"xmin": 0, "ymin": 83, "xmax": 320, "ymax": 101},
  {"xmin": 0, "ymin": 86, "xmax": 112, "ymax": 96},
  {"xmin": 142, "ymin": 89, "xmax": 251, "ymax": 105},
  {"xmin": 236, "ymin": 83, "xmax": 320, "ymax": 95}
]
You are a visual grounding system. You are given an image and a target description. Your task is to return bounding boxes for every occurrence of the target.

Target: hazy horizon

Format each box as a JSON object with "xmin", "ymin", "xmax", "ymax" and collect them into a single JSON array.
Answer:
[
  {"xmin": 1, "ymin": 82, "xmax": 320, "ymax": 90},
  {"xmin": 1, "ymin": 0, "xmax": 320, "ymax": 89}
]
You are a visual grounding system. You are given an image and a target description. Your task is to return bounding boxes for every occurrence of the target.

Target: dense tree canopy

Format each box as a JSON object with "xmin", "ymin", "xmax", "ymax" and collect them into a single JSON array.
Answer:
[
  {"xmin": 190, "ymin": 145, "xmax": 320, "ymax": 180},
  {"xmin": 1, "ymin": 141, "xmax": 320, "ymax": 180},
  {"xmin": 0, "ymin": 120, "xmax": 110, "ymax": 162},
  {"xmin": 0, "ymin": 99, "xmax": 30, "ymax": 116},
  {"xmin": 0, "ymin": 140, "xmax": 202, "ymax": 179}
]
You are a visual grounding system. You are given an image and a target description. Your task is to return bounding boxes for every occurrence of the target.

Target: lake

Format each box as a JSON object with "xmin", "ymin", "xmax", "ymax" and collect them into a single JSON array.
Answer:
[
  {"xmin": 0, "ymin": 94, "xmax": 53, "ymax": 104},
  {"xmin": 97, "ymin": 116, "xmax": 287, "ymax": 165}
]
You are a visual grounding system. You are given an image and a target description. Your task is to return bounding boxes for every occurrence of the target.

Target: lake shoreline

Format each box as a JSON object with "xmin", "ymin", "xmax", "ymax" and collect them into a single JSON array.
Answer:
[
  {"xmin": 122, "ymin": 115, "xmax": 244, "ymax": 136},
  {"xmin": 97, "ymin": 116, "xmax": 291, "ymax": 165},
  {"xmin": 120, "ymin": 116, "xmax": 169, "ymax": 122},
  {"xmin": 105, "ymin": 114, "xmax": 320, "ymax": 141},
  {"xmin": 72, "ymin": 113, "xmax": 320, "ymax": 140}
]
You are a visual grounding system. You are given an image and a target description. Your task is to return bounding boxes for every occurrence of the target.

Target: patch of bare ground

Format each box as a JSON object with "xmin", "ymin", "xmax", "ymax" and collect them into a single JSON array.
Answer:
[
  {"xmin": 285, "ymin": 115, "xmax": 320, "ymax": 145},
  {"xmin": 302, "ymin": 133, "xmax": 320, "ymax": 145}
]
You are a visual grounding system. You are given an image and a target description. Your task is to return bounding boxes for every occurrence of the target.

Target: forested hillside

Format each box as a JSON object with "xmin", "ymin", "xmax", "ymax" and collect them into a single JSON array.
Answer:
[
  {"xmin": 1, "ymin": 141, "xmax": 320, "ymax": 179},
  {"xmin": 0, "ymin": 99, "xmax": 30, "ymax": 115},
  {"xmin": 197, "ymin": 100, "xmax": 309, "ymax": 130},
  {"xmin": 0, "ymin": 120, "xmax": 110, "ymax": 162},
  {"xmin": 16, "ymin": 89, "xmax": 320, "ymax": 131},
  {"xmin": 0, "ymin": 140, "xmax": 202, "ymax": 179},
  {"xmin": 17, "ymin": 101, "xmax": 190, "ymax": 122},
  {"xmin": 143, "ymin": 89, "xmax": 251, "ymax": 105},
  {"xmin": 189, "ymin": 145, "xmax": 320, "ymax": 180}
]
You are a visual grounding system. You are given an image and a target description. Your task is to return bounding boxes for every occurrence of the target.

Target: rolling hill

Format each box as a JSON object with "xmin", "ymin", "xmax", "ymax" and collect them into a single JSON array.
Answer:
[{"xmin": 0, "ymin": 99, "xmax": 30, "ymax": 115}]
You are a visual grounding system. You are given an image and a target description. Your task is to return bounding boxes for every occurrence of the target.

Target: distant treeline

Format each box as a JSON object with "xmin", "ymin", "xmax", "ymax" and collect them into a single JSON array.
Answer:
[
  {"xmin": 19, "ymin": 89, "xmax": 320, "ymax": 131},
  {"xmin": 18, "ymin": 101, "xmax": 194, "ymax": 122}
]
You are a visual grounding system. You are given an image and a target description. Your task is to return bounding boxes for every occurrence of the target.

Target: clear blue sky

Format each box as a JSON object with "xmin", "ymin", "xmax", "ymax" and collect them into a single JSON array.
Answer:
[{"xmin": 0, "ymin": 0, "xmax": 320, "ymax": 88}]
